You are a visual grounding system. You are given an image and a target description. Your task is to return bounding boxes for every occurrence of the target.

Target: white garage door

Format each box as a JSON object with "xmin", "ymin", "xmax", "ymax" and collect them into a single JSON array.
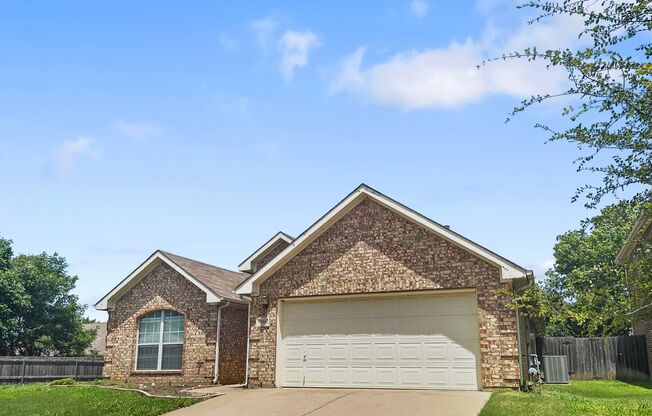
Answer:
[{"xmin": 278, "ymin": 292, "xmax": 481, "ymax": 390}]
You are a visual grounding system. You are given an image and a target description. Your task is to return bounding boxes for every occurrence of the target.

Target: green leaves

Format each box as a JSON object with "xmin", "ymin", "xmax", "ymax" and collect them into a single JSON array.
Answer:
[
  {"xmin": 501, "ymin": 1, "xmax": 652, "ymax": 207},
  {"xmin": 503, "ymin": 199, "xmax": 641, "ymax": 336},
  {"xmin": 0, "ymin": 238, "xmax": 94, "ymax": 356}
]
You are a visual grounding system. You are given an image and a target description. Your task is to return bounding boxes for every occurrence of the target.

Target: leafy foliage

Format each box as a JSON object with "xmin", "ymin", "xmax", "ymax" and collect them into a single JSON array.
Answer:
[
  {"xmin": 503, "ymin": 199, "xmax": 641, "ymax": 336},
  {"xmin": 0, "ymin": 237, "xmax": 94, "ymax": 356},
  {"xmin": 494, "ymin": 0, "xmax": 652, "ymax": 207}
]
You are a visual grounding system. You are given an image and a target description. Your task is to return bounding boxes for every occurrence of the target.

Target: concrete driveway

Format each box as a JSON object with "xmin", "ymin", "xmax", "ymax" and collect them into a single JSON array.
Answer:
[{"xmin": 166, "ymin": 387, "xmax": 491, "ymax": 416}]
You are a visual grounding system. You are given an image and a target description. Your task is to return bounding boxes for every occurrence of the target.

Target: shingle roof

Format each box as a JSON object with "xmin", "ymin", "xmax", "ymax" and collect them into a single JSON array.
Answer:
[{"xmin": 160, "ymin": 251, "xmax": 248, "ymax": 302}]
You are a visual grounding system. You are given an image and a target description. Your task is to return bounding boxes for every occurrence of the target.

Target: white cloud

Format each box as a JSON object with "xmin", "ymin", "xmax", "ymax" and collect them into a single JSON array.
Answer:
[
  {"xmin": 330, "ymin": 13, "xmax": 584, "ymax": 110},
  {"xmin": 52, "ymin": 136, "xmax": 100, "ymax": 176},
  {"xmin": 218, "ymin": 33, "xmax": 238, "ymax": 51},
  {"xmin": 250, "ymin": 16, "xmax": 279, "ymax": 50},
  {"xmin": 409, "ymin": 0, "xmax": 429, "ymax": 18},
  {"xmin": 278, "ymin": 29, "xmax": 321, "ymax": 81},
  {"xmin": 115, "ymin": 121, "xmax": 161, "ymax": 141}
]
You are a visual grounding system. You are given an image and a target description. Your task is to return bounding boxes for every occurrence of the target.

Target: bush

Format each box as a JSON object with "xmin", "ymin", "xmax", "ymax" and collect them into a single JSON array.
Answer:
[{"xmin": 49, "ymin": 378, "xmax": 75, "ymax": 386}]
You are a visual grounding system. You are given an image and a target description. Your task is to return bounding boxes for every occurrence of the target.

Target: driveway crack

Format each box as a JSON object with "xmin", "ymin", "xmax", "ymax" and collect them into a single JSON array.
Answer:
[{"xmin": 300, "ymin": 391, "xmax": 360, "ymax": 416}]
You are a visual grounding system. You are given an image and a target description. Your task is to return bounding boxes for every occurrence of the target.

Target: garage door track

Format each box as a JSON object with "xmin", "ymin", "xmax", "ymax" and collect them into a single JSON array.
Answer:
[{"xmin": 165, "ymin": 387, "xmax": 491, "ymax": 416}]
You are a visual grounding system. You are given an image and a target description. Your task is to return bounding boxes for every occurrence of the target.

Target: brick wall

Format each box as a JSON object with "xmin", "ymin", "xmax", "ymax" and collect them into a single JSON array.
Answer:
[
  {"xmin": 104, "ymin": 262, "xmax": 246, "ymax": 385},
  {"xmin": 247, "ymin": 197, "xmax": 521, "ymax": 389},
  {"xmin": 217, "ymin": 306, "xmax": 249, "ymax": 384},
  {"xmin": 633, "ymin": 318, "xmax": 652, "ymax": 378},
  {"xmin": 252, "ymin": 240, "xmax": 289, "ymax": 272}
]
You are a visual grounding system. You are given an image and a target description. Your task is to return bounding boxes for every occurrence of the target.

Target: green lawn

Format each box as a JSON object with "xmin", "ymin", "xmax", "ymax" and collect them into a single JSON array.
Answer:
[
  {"xmin": 480, "ymin": 380, "xmax": 652, "ymax": 416},
  {"xmin": 0, "ymin": 383, "xmax": 200, "ymax": 416}
]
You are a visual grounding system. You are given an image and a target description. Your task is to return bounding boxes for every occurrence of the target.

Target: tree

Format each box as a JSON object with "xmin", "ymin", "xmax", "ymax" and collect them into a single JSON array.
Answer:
[
  {"xmin": 506, "ymin": 199, "xmax": 641, "ymax": 336},
  {"xmin": 0, "ymin": 238, "xmax": 94, "ymax": 356},
  {"xmin": 495, "ymin": 0, "xmax": 652, "ymax": 207}
]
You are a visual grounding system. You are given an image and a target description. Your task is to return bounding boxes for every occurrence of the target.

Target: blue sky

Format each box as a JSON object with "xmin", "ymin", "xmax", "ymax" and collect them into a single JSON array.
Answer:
[{"xmin": 0, "ymin": 1, "xmax": 626, "ymax": 320}]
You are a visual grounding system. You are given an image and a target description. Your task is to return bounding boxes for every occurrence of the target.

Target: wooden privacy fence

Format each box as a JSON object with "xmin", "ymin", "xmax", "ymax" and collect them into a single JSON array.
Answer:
[
  {"xmin": 0, "ymin": 356, "xmax": 104, "ymax": 384},
  {"xmin": 537, "ymin": 336, "xmax": 649, "ymax": 381}
]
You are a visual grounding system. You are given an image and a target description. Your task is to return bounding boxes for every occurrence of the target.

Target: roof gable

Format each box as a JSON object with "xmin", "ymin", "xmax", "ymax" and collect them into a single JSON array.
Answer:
[
  {"xmin": 616, "ymin": 208, "xmax": 652, "ymax": 264},
  {"xmin": 238, "ymin": 231, "xmax": 294, "ymax": 272},
  {"xmin": 235, "ymin": 184, "xmax": 530, "ymax": 295},
  {"xmin": 95, "ymin": 251, "xmax": 246, "ymax": 310}
]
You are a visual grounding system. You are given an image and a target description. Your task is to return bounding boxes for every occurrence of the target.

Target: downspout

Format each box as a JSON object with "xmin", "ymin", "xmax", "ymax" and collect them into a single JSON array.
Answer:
[
  {"xmin": 514, "ymin": 271, "xmax": 534, "ymax": 389},
  {"xmin": 242, "ymin": 295, "xmax": 252, "ymax": 387},
  {"xmin": 213, "ymin": 301, "xmax": 231, "ymax": 384}
]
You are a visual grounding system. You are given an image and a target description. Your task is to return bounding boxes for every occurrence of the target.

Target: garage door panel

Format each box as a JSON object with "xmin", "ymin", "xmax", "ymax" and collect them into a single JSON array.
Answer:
[
  {"xmin": 447, "ymin": 316, "xmax": 479, "ymax": 339},
  {"xmin": 283, "ymin": 367, "xmax": 304, "ymax": 386},
  {"xmin": 349, "ymin": 300, "xmax": 376, "ymax": 317},
  {"xmin": 421, "ymin": 297, "xmax": 450, "ymax": 315},
  {"xmin": 284, "ymin": 345, "xmax": 304, "ymax": 362},
  {"xmin": 305, "ymin": 367, "xmax": 328, "ymax": 385},
  {"xmin": 398, "ymin": 343, "xmax": 421, "ymax": 361},
  {"xmin": 392, "ymin": 297, "xmax": 427, "ymax": 316},
  {"xmin": 448, "ymin": 295, "xmax": 476, "ymax": 314},
  {"xmin": 306, "ymin": 344, "xmax": 327, "ymax": 362},
  {"xmin": 279, "ymin": 293, "xmax": 480, "ymax": 390},
  {"xmin": 328, "ymin": 344, "xmax": 348, "ymax": 361},
  {"xmin": 450, "ymin": 368, "xmax": 478, "ymax": 388},
  {"xmin": 351, "ymin": 367, "xmax": 373, "ymax": 386},
  {"xmin": 328, "ymin": 367, "xmax": 348, "ymax": 385},
  {"xmin": 450, "ymin": 342, "xmax": 478, "ymax": 365},
  {"xmin": 351, "ymin": 344, "xmax": 372, "ymax": 362},
  {"xmin": 375, "ymin": 367, "xmax": 397, "ymax": 385},
  {"xmin": 425, "ymin": 367, "xmax": 449, "ymax": 387},
  {"xmin": 399, "ymin": 367, "xmax": 423, "ymax": 386},
  {"xmin": 424, "ymin": 342, "xmax": 448, "ymax": 361},
  {"xmin": 374, "ymin": 343, "xmax": 397, "ymax": 361}
]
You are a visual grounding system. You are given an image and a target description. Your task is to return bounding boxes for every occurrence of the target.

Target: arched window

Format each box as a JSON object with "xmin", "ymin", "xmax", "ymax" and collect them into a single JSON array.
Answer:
[{"xmin": 136, "ymin": 310, "xmax": 184, "ymax": 371}]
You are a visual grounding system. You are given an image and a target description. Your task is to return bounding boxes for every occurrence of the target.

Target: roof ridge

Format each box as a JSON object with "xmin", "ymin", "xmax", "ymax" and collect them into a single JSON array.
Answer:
[{"xmin": 159, "ymin": 250, "xmax": 244, "ymax": 275}]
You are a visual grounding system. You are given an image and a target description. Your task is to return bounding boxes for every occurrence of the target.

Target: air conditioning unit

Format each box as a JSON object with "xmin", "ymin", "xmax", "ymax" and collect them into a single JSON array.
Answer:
[{"xmin": 542, "ymin": 355, "xmax": 570, "ymax": 384}]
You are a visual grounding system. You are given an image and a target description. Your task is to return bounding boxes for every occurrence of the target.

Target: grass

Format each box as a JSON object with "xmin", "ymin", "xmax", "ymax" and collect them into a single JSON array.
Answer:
[
  {"xmin": 0, "ymin": 382, "xmax": 201, "ymax": 416},
  {"xmin": 480, "ymin": 380, "xmax": 652, "ymax": 416}
]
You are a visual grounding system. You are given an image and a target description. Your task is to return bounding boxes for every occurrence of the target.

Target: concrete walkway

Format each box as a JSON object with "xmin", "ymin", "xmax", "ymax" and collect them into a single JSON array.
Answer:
[{"xmin": 165, "ymin": 387, "xmax": 491, "ymax": 416}]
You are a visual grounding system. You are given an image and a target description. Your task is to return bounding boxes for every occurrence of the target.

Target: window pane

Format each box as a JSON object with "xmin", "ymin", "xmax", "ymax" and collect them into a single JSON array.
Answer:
[
  {"xmin": 138, "ymin": 316, "xmax": 161, "ymax": 344},
  {"xmin": 136, "ymin": 345, "xmax": 159, "ymax": 370},
  {"xmin": 163, "ymin": 313, "xmax": 184, "ymax": 344},
  {"xmin": 161, "ymin": 345, "xmax": 183, "ymax": 370}
]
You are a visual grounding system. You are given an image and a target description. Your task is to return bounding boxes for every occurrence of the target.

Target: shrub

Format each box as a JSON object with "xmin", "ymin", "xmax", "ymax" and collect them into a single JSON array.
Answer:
[{"xmin": 49, "ymin": 378, "xmax": 75, "ymax": 386}]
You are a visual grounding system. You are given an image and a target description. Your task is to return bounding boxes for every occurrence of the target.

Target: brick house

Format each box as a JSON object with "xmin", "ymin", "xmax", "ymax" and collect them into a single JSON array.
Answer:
[
  {"xmin": 616, "ymin": 208, "xmax": 652, "ymax": 379},
  {"xmin": 96, "ymin": 184, "xmax": 537, "ymax": 389},
  {"xmin": 95, "ymin": 251, "xmax": 249, "ymax": 385}
]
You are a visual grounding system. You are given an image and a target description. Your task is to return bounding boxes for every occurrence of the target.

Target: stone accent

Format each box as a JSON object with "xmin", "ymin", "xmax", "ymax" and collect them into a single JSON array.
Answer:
[
  {"xmin": 103, "ymin": 262, "xmax": 247, "ymax": 385},
  {"xmin": 247, "ymin": 197, "xmax": 521, "ymax": 389},
  {"xmin": 218, "ymin": 306, "xmax": 248, "ymax": 384},
  {"xmin": 252, "ymin": 240, "xmax": 290, "ymax": 272},
  {"xmin": 633, "ymin": 318, "xmax": 652, "ymax": 378}
]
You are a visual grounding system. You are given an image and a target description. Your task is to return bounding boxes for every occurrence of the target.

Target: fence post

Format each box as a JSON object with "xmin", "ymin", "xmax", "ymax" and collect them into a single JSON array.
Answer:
[
  {"xmin": 74, "ymin": 359, "xmax": 79, "ymax": 381},
  {"xmin": 20, "ymin": 358, "xmax": 26, "ymax": 384}
]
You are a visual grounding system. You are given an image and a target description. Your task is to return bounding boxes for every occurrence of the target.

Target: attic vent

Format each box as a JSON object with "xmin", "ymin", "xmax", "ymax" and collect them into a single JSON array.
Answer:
[{"xmin": 542, "ymin": 355, "xmax": 570, "ymax": 384}]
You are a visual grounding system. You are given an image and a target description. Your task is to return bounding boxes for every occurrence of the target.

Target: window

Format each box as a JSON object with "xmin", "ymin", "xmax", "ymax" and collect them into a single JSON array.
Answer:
[{"xmin": 136, "ymin": 310, "xmax": 184, "ymax": 371}]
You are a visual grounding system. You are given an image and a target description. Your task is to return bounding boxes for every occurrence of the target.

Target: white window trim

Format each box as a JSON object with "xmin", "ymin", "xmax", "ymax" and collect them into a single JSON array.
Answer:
[{"xmin": 135, "ymin": 310, "xmax": 184, "ymax": 372}]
